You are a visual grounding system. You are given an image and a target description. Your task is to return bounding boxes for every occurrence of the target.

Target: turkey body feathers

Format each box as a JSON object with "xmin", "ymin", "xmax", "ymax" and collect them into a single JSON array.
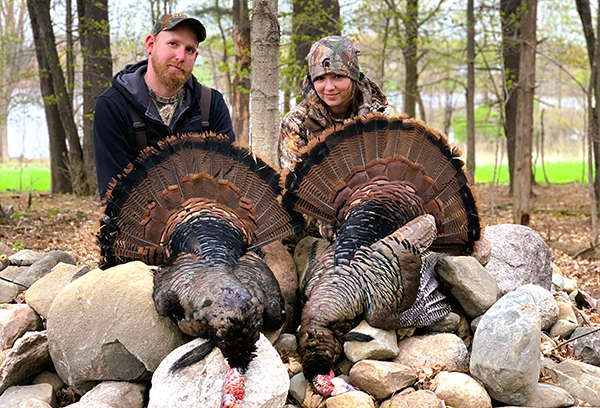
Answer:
[
  {"xmin": 97, "ymin": 133, "xmax": 304, "ymax": 380},
  {"xmin": 282, "ymin": 114, "xmax": 481, "ymax": 385}
]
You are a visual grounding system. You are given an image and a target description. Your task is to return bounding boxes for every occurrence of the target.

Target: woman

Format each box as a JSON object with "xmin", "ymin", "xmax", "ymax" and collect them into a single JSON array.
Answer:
[{"xmin": 279, "ymin": 35, "xmax": 389, "ymax": 170}]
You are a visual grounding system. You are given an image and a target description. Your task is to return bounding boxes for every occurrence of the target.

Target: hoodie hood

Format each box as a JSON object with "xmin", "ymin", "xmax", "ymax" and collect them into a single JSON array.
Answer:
[{"xmin": 112, "ymin": 59, "xmax": 200, "ymax": 125}]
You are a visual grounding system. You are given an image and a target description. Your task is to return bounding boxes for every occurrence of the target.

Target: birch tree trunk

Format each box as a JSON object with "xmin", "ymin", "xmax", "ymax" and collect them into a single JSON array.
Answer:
[
  {"xmin": 250, "ymin": 0, "xmax": 279, "ymax": 165},
  {"xmin": 513, "ymin": 0, "xmax": 537, "ymax": 225},
  {"xmin": 466, "ymin": 0, "xmax": 475, "ymax": 179}
]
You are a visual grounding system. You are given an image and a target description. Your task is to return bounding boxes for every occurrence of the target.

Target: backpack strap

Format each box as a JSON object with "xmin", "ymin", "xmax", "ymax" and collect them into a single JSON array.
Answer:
[
  {"xmin": 200, "ymin": 84, "xmax": 212, "ymax": 131},
  {"xmin": 129, "ymin": 85, "xmax": 211, "ymax": 150},
  {"xmin": 128, "ymin": 104, "xmax": 147, "ymax": 151}
]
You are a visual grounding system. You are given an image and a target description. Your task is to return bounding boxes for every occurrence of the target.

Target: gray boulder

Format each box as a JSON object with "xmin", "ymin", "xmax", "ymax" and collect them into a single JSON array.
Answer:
[
  {"xmin": 542, "ymin": 358, "xmax": 600, "ymax": 406},
  {"xmin": 516, "ymin": 284, "xmax": 559, "ymax": 330},
  {"xmin": 570, "ymin": 326, "xmax": 600, "ymax": 366},
  {"xmin": 470, "ymin": 290, "xmax": 541, "ymax": 405},
  {"xmin": 0, "ymin": 303, "xmax": 42, "ymax": 350},
  {"xmin": 47, "ymin": 262, "xmax": 188, "ymax": 394},
  {"xmin": 25, "ymin": 263, "xmax": 90, "ymax": 319},
  {"xmin": 394, "ymin": 333, "xmax": 469, "ymax": 372},
  {"xmin": 15, "ymin": 250, "xmax": 76, "ymax": 288},
  {"xmin": 148, "ymin": 334, "xmax": 289, "ymax": 408},
  {"xmin": 484, "ymin": 224, "xmax": 553, "ymax": 295}
]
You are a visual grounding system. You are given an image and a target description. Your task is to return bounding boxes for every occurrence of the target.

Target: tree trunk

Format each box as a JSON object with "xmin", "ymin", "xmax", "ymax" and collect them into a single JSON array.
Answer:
[
  {"xmin": 66, "ymin": 0, "xmax": 75, "ymax": 107},
  {"xmin": 78, "ymin": 0, "xmax": 112, "ymax": 195},
  {"xmin": 501, "ymin": 0, "xmax": 521, "ymax": 195},
  {"xmin": 402, "ymin": 0, "xmax": 418, "ymax": 119},
  {"xmin": 466, "ymin": 0, "xmax": 475, "ymax": 179},
  {"xmin": 232, "ymin": 0, "xmax": 251, "ymax": 145},
  {"xmin": 0, "ymin": 0, "xmax": 34, "ymax": 164},
  {"xmin": 28, "ymin": 0, "xmax": 88, "ymax": 195},
  {"xmin": 27, "ymin": 0, "xmax": 71, "ymax": 193},
  {"xmin": 513, "ymin": 0, "xmax": 537, "ymax": 225},
  {"xmin": 250, "ymin": 0, "xmax": 280, "ymax": 165},
  {"xmin": 292, "ymin": 0, "xmax": 340, "ymax": 95},
  {"xmin": 576, "ymin": 0, "xmax": 600, "ymax": 201}
]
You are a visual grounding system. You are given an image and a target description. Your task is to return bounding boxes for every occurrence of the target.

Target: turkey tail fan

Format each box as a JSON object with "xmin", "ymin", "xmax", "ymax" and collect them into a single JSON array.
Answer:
[
  {"xmin": 282, "ymin": 114, "xmax": 482, "ymax": 255},
  {"xmin": 98, "ymin": 133, "xmax": 306, "ymax": 268}
]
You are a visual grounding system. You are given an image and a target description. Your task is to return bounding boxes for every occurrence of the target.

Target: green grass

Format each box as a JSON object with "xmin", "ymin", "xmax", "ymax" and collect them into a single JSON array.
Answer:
[
  {"xmin": 474, "ymin": 160, "xmax": 589, "ymax": 184},
  {"xmin": 0, "ymin": 164, "xmax": 51, "ymax": 192},
  {"xmin": 0, "ymin": 160, "xmax": 591, "ymax": 193}
]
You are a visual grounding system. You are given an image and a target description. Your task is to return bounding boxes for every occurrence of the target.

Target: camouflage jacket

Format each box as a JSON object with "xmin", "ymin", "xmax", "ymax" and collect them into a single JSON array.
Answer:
[{"xmin": 278, "ymin": 76, "xmax": 388, "ymax": 170}]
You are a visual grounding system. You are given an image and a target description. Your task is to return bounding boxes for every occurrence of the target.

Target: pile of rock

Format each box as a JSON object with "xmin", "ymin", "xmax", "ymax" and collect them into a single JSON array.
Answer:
[{"xmin": 0, "ymin": 224, "xmax": 599, "ymax": 408}]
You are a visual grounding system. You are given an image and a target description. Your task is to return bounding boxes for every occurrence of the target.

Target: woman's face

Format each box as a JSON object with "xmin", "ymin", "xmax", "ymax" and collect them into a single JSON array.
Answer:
[{"xmin": 312, "ymin": 73, "xmax": 353, "ymax": 113}]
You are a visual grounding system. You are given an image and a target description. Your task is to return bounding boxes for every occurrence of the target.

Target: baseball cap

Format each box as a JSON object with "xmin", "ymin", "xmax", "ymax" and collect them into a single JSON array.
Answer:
[{"xmin": 151, "ymin": 13, "xmax": 207, "ymax": 43}]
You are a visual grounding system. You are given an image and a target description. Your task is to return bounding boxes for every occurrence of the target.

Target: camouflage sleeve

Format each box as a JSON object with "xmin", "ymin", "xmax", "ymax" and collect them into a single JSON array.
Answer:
[{"xmin": 278, "ymin": 104, "xmax": 311, "ymax": 170}]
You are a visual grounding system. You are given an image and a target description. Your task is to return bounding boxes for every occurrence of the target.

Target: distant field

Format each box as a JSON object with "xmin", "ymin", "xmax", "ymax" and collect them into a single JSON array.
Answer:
[
  {"xmin": 0, "ymin": 164, "xmax": 51, "ymax": 192},
  {"xmin": 0, "ymin": 160, "xmax": 590, "ymax": 192},
  {"xmin": 474, "ymin": 161, "xmax": 588, "ymax": 184}
]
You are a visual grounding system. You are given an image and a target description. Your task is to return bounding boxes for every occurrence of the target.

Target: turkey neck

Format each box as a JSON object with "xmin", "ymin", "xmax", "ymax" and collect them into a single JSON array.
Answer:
[
  {"xmin": 168, "ymin": 212, "xmax": 246, "ymax": 266},
  {"xmin": 334, "ymin": 196, "xmax": 425, "ymax": 265}
]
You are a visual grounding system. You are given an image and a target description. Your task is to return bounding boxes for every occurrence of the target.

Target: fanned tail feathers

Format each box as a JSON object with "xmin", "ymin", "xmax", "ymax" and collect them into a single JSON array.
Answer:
[
  {"xmin": 98, "ymin": 133, "xmax": 306, "ymax": 267},
  {"xmin": 282, "ymin": 113, "xmax": 482, "ymax": 254}
]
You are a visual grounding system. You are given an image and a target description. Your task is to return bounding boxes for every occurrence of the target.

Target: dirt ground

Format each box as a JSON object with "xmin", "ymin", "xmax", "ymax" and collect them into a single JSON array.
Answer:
[{"xmin": 0, "ymin": 182, "xmax": 598, "ymax": 298}]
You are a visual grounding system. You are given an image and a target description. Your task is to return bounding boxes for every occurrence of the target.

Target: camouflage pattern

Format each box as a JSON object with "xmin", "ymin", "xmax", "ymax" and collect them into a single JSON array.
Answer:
[
  {"xmin": 279, "ymin": 77, "xmax": 388, "ymax": 170},
  {"xmin": 152, "ymin": 13, "xmax": 207, "ymax": 43},
  {"xmin": 307, "ymin": 36, "xmax": 361, "ymax": 82}
]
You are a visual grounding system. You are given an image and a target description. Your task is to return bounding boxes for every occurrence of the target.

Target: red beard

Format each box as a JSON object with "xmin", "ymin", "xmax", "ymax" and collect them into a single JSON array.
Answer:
[{"xmin": 151, "ymin": 52, "xmax": 192, "ymax": 91}]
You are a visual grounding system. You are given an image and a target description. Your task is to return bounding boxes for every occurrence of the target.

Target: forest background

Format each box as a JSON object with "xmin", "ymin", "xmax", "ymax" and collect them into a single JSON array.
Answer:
[{"xmin": 0, "ymin": 0, "xmax": 599, "ymax": 242}]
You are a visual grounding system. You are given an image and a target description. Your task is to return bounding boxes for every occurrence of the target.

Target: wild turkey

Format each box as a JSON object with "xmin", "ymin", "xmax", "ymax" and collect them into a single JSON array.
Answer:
[
  {"xmin": 282, "ymin": 113, "xmax": 482, "ymax": 396},
  {"xmin": 97, "ymin": 133, "xmax": 305, "ymax": 407}
]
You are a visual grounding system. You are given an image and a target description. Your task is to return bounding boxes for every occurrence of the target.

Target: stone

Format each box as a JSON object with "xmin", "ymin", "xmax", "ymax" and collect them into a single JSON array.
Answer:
[
  {"xmin": 0, "ymin": 331, "xmax": 52, "ymax": 395},
  {"xmin": 9, "ymin": 249, "xmax": 44, "ymax": 266},
  {"xmin": 472, "ymin": 236, "xmax": 491, "ymax": 266},
  {"xmin": 80, "ymin": 381, "xmax": 146, "ymax": 408},
  {"xmin": 348, "ymin": 360, "xmax": 416, "ymax": 400},
  {"xmin": 0, "ymin": 303, "xmax": 42, "ymax": 350},
  {"xmin": 0, "ymin": 279, "xmax": 20, "ymax": 303},
  {"xmin": 64, "ymin": 401, "xmax": 113, "ymax": 408},
  {"xmin": 548, "ymin": 319, "xmax": 578, "ymax": 339},
  {"xmin": 526, "ymin": 382, "xmax": 576, "ymax": 408},
  {"xmin": 25, "ymin": 263, "xmax": 90, "ymax": 319},
  {"xmin": 262, "ymin": 240, "xmax": 299, "ymax": 334},
  {"xmin": 273, "ymin": 333, "xmax": 298, "ymax": 356},
  {"xmin": 388, "ymin": 389, "xmax": 445, "ymax": 408},
  {"xmin": 516, "ymin": 284, "xmax": 559, "ymax": 330},
  {"xmin": 293, "ymin": 236, "xmax": 328, "ymax": 284},
  {"xmin": 430, "ymin": 371, "xmax": 492, "ymax": 408},
  {"xmin": 394, "ymin": 333, "xmax": 469, "ymax": 372},
  {"xmin": 47, "ymin": 262, "xmax": 188, "ymax": 394},
  {"xmin": 14, "ymin": 250, "xmax": 76, "ymax": 288},
  {"xmin": 484, "ymin": 224, "xmax": 553, "ymax": 295},
  {"xmin": 148, "ymin": 334, "xmax": 289, "ymax": 408},
  {"xmin": 344, "ymin": 321, "xmax": 398, "ymax": 363},
  {"xmin": 556, "ymin": 300, "xmax": 577, "ymax": 322},
  {"xmin": 542, "ymin": 358, "xmax": 600, "ymax": 406},
  {"xmin": 562, "ymin": 277, "xmax": 578, "ymax": 293},
  {"xmin": 289, "ymin": 372, "xmax": 308, "ymax": 405},
  {"xmin": 0, "ymin": 242, "xmax": 11, "ymax": 257},
  {"xmin": 32, "ymin": 371, "xmax": 65, "ymax": 394},
  {"xmin": 0, "ymin": 383, "xmax": 54, "ymax": 407},
  {"xmin": 435, "ymin": 256, "xmax": 500, "ymax": 318},
  {"xmin": 324, "ymin": 390, "xmax": 375, "ymax": 408},
  {"xmin": 552, "ymin": 273, "xmax": 564, "ymax": 292},
  {"xmin": 570, "ymin": 327, "xmax": 600, "ymax": 366},
  {"xmin": 470, "ymin": 290, "xmax": 541, "ymax": 406},
  {"xmin": 423, "ymin": 312, "xmax": 461, "ymax": 333}
]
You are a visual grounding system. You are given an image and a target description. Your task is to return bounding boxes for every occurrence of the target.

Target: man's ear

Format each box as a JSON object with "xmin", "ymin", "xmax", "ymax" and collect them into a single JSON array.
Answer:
[{"xmin": 145, "ymin": 34, "xmax": 156, "ymax": 54}]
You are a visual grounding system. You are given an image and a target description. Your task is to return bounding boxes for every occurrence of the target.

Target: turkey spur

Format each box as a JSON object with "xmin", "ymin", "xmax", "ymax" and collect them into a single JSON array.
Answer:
[
  {"xmin": 98, "ymin": 133, "xmax": 305, "ymax": 407},
  {"xmin": 282, "ymin": 113, "xmax": 482, "ymax": 396}
]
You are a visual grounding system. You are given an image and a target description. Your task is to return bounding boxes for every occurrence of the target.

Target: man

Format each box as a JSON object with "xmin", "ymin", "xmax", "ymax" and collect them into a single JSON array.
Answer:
[{"xmin": 93, "ymin": 13, "xmax": 234, "ymax": 199}]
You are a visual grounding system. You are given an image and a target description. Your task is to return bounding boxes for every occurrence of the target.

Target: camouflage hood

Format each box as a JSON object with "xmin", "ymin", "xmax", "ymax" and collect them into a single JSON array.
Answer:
[{"xmin": 279, "ymin": 76, "xmax": 388, "ymax": 170}]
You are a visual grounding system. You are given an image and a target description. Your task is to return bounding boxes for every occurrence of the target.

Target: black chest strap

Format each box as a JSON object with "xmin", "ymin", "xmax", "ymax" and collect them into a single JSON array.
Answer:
[{"xmin": 129, "ymin": 84, "xmax": 213, "ymax": 151}]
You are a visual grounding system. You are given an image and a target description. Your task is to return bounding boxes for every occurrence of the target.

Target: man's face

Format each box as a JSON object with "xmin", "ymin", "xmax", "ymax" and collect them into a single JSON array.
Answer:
[{"xmin": 147, "ymin": 23, "xmax": 199, "ymax": 92}]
